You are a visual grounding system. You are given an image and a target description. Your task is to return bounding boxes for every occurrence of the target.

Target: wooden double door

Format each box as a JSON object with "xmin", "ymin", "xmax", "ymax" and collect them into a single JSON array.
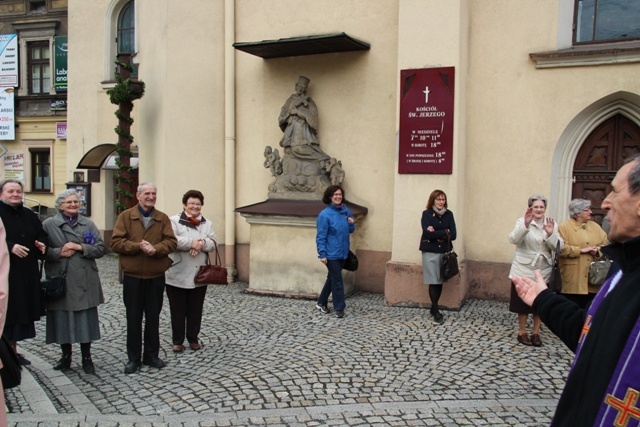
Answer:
[{"xmin": 572, "ymin": 114, "xmax": 640, "ymax": 225}]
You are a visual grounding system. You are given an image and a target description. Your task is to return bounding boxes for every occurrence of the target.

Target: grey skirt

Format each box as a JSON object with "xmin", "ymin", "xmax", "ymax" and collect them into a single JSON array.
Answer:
[
  {"xmin": 46, "ymin": 307, "xmax": 101, "ymax": 344},
  {"xmin": 422, "ymin": 251, "xmax": 443, "ymax": 285}
]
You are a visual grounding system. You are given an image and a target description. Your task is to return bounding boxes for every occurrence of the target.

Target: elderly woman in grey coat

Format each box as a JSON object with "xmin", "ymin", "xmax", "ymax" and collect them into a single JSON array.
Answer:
[{"xmin": 42, "ymin": 189, "xmax": 106, "ymax": 374}]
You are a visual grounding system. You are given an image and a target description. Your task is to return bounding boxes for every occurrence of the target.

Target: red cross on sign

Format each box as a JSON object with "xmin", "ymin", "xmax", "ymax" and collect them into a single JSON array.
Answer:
[{"xmin": 605, "ymin": 388, "xmax": 640, "ymax": 427}]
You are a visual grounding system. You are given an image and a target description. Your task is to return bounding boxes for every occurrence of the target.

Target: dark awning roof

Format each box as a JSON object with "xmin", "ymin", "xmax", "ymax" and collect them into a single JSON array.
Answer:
[
  {"xmin": 236, "ymin": 198, "xmax": 368, "ymax": 217},
  {"xmin": 233, "ymin": 32, "xmax": 370, "ymax": 59},
  {"xmin": 76, "ymin": 144, "xmax": 138, "ymax": 170}
]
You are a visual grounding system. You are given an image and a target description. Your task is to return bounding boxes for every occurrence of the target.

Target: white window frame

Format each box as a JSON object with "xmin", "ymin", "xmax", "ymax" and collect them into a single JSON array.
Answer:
[
  {"xmin": 103, "ymin": 0, "xmax": 138, "ymax": 85},
  {"xmin": 15, "ymin": 30, "xmax": 56, "ymax": 97}
]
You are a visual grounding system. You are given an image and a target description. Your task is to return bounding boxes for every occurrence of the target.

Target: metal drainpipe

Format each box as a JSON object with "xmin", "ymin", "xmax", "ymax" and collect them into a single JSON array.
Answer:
[{"xmin": 224, "ymin": 0, "xmax": 236, "ymax": 280}]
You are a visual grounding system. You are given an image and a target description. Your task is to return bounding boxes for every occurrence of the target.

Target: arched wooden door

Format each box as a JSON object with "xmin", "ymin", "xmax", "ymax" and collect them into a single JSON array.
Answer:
[{"xmin": 572, "ymin": 114, "xmax": 640, "ymax": 224}]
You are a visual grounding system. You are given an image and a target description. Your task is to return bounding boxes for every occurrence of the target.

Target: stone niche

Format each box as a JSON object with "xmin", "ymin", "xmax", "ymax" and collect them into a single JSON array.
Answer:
[{"xmin": 236, "ymin": 199, "xmax": 367, "ymax": 298}]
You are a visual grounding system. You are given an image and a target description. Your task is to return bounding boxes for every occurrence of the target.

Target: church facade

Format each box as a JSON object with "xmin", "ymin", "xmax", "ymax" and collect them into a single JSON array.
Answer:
[{"xmin": 66, "ymin": 0, "xmax": 640, "ymax": 306}]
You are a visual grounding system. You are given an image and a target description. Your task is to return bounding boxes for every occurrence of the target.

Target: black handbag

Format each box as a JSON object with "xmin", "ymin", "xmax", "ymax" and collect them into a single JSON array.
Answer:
[
  {"xmin": 40, "ymin": 258, "xmax": 68, "ymax": 300},
  {"xmin": 0, "ymin": 335, "xmax": 21, "ymax": 389},
  {"xmin": 548, "ymin": 240, "xmax": 562, "ymax": 293},
  {"xmin": 343, "ymin": 250, "xmax": 358, "ymax": 272},
  {"xmin": 440, "ymin": 232, "xmax": 459, "ymax": 281}
]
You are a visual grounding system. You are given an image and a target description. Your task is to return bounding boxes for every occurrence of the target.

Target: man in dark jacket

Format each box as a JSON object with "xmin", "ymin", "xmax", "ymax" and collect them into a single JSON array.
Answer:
[
  {"xmin": 110, "ymin": 182, "xmax": 177, "ymax": 374},
  {"xmin": 513, "ymin": 154, "xmax": 640, "ymax": 426}
]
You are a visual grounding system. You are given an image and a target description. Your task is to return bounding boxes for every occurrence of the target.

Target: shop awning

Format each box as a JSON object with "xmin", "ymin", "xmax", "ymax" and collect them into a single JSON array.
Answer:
[
  {"xmin": 76, "ymin": 144, "xmax": 139, "ymax": 170},
  {"xmin": 233, "ymin": 32, "xmax": 370, "ymax": 59}
]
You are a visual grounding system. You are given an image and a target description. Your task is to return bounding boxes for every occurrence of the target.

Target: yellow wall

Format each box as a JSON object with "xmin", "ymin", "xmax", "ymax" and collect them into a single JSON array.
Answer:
[{"xmin": 67, "ymin": 0, "xmax": 640, "ymax": 294}]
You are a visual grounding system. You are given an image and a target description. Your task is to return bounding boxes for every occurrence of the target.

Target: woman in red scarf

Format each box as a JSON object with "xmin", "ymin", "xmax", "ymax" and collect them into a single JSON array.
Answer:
[{"xmin": 165, "ymin": 190, "xmax": 218, "ymax": 352}]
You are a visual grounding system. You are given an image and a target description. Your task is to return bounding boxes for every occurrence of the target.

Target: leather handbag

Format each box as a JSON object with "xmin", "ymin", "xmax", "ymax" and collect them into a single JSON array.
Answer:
[
  {"xmin": 440, "ymin": 232, "xmax": 459, "ymax": 281},
  {"xmin": 0, "ymin": 335, "xmax": 21, "ymax": 389},
  {"xmin": 547, "ymin": 240, "xmax": 562, "ymax": 293},
  {"xmin": 343, "ymin": 250, "xmax": 358, "ymax": 272},
  {"xmin": 194, "ymin": 242, "xmax": 228, "ymax": 285},
  {"xmin": 40, "ymin": 258, "xmax": 68, "ymax": 301},
  {"xmin": 589, "ymin": 258, "xmax": 612, "ymax": 286}
]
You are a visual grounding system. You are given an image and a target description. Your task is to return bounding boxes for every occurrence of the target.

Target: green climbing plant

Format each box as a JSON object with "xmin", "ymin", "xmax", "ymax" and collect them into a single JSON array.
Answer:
[{"xmin": 106, "ymin": 59, "xmax": 145, "ymax": 214}]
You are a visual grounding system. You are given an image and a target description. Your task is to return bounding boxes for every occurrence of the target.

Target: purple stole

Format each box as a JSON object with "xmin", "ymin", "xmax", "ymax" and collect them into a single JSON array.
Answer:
[{"xmin": 572, "ymin": 270, "xmax": 640, "ymax": 427}]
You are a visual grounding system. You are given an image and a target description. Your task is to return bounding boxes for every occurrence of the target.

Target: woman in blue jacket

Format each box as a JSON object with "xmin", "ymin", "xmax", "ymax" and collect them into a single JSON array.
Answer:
[
  {"xmin": 419, "ymin": 190, "xmax": 456, "ymax": 324},
  {"xmin": 316, "ymin": 185, "xmax": 355, "ymax": 318}
]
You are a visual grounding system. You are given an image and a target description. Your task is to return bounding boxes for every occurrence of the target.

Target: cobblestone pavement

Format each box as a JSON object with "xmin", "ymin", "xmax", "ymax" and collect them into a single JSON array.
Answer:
[{"xmin": 5, "ymin": 254, "xmax": 572, "ymax": 426}]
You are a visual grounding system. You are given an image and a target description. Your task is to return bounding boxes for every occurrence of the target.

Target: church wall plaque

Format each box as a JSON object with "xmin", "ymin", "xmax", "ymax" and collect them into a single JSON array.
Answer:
[{"xmin": 398, "ymin": 67, "xmax": 455, "ymax": 174}]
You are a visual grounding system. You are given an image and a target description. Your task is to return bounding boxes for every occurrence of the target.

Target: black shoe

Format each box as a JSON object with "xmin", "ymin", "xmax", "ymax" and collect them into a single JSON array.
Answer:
[
  {"xmin": 142, "ymin": 357, "xmax": 166, "ymax": 369},
  {"xmin": 432, "ymin": 312, "xmax": 444, "ymax": 325},
  {"xmin": 82, "ymin": 356, "xmax": 95, "ymax": 375},
  {"xmin": 17, "ymin": 353, "xmax": 32, "ymax": 366},
  {"xmin": 315, "ymin": 303, "xmax": 330, "ymax": 314},
  {"xmin": 336, "ymin": 310, "xmax": 345, "ymax": 318},
  {"xmin": 124, "ymin": 360, "xmax": 141, "ymax": 374},
  {"xmin": 53, "ymin": 354, "xmax": 72, "ymax": 370}
]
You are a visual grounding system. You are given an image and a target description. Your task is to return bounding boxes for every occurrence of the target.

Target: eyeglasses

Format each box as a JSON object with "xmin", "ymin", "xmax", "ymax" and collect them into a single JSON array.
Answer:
[
  {"xmin": 435, "ymin": 197, "xmax": 446, "ymax": 201},
  {"xmin": 186, "ymin": 203, "xmax": 202, "ymax": 207},
  {"xmin": 63, "ymin": 201, "xmax": 80, "ymax": 205}
]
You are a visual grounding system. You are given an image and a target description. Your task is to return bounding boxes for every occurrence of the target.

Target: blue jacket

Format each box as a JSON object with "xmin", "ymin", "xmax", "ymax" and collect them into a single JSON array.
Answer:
[{"xmin": 316, "ymin": 204, "xmax": 355, "ymax": 260}]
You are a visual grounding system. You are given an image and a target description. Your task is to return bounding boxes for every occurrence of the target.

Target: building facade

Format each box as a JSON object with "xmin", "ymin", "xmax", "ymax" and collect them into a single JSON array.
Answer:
[{"xmin": 67, "ymin": 0, "xmax": 640, "ymax": 305}]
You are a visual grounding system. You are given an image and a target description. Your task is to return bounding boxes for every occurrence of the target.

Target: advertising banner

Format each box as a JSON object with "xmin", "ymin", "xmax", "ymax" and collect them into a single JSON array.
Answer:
[
  {"xmin": 3, "ymin": 151, "xmax": 24, "ymax": 181},
  {"xmin": 54, "ymin": 36, "xmax": 68, "ymax": 92},
  {"xmin": 0, "ymin": 34, "xmax": 18, "ymax": 87},
  {"xmin": 56, "ymin": 122, "xmax": 67, "ymax": 139},
  {"xmin": 398, "ymin": 67, "xmax": 455, "ymax": 174},
  {"xmin": 0, "ymin": 88, "xmax": 15, "ymax": 140}
]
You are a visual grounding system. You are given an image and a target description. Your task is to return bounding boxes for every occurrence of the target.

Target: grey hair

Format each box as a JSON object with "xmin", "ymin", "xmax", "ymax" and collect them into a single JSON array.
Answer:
[
  {"xmin": 527, "ymin": 194, "xmax": 547, "ymax": 208},
  {"xmin": 625, "ymin": 153, "xmax": 640, "ymax": 195},
  {"xmin": 54, "ymin": 189, "xmax": 80, "ymax": 211},
  {"xmin": 568, "ymin": 198, "xmax": 590, "ymax": 219},
  {"xmin": 137, "ymin": 182, "xmax": 157, "ymax": 193},
  {"xmin": 0, "ymin": 179, "xmax": 23, "ymax": 193}
]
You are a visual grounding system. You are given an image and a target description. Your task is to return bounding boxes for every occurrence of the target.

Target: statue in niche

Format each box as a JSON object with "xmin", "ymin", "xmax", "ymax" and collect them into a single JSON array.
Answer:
[{"xmin": 263, "ymin": 76, "xmax": 346, "ymax": 200}]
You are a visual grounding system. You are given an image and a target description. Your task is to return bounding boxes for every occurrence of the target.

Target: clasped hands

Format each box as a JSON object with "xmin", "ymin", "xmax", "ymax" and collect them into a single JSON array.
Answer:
[
  {"xmin": 140, "ymin": 240, "xmax": 157, "ymax": 256},
  {"xmin": 189, "ymin": 239, "xmax": 204, "ymax": 257},
  {"xmin": 11, "ymin": 240, "xmax": 46, "ymax": 258}
]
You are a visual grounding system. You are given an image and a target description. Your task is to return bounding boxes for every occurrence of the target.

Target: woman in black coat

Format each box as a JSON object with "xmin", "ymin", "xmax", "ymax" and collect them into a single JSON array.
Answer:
[
  {"xmin": 419, "ymin": 190, "xmax": 456, "ymax": 325},
  {"xmin": 0, "ymin": 180, "xmax": 48, "ymax": 365}
]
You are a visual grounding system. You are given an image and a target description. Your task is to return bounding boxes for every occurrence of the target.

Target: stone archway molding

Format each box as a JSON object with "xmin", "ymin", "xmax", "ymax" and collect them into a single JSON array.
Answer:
[{"xmin": 550, "ymin": 91, "xmax": 640, "ymax": 222}]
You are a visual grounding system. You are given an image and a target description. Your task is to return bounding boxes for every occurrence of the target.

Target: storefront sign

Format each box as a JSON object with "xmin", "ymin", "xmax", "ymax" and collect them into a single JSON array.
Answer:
[
  {"xmin": 57, "ymin": 122, "xmax": 67, "ymax": 139},
  {"xmin": 54, "ymin": 36, "xmax": 68, "ymax": 92},
  {"xmin": 3, "ymin": 151, "xmax": 24, "ymax": 181},
  {"xmin": 398, "ymin": 67, "xmax": 455, "ymax": 174},
  {"xmin": 0, "ymin": 88, "xmax": 15, "ymax": 140},
  {"xmin": 0, "ymin": 34, "xmax": 18, "ymax": 87}
]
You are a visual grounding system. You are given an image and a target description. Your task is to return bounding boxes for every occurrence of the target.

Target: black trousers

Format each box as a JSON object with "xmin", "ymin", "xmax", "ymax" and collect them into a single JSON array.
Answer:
[
  {"xmin": 165, "ymin": 285, "xmax": 207, "ymax": 345},
  {"xmin": 122, "ymin": 275, "xmax": 165, "ymax": 363}
]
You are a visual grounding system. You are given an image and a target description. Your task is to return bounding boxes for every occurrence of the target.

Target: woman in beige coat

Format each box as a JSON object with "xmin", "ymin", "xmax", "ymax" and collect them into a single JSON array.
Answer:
[
  {"xmin": 558, "ymin": 198, "xmax": 608, "ymax": 309},
  {"xmin": 508, "ymin": 195, "xmax": 562, "ymax": 347},
  {"xmin": 165, "ymin": 190, "xmax": 218, "ymax": 353}
]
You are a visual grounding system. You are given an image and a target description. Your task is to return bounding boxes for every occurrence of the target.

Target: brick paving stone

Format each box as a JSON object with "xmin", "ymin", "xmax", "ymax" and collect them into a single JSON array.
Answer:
[{"xmin": 5, "ymin": 253, "xmax": 570, "ymax": 426}]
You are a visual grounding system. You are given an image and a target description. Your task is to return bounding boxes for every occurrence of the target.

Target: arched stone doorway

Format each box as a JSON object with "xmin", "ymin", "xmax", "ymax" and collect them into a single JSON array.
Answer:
[
  {"xmin": 572, "ymin": 114, "xmax": 640, "ymax": 225},
  {"xmin": 550, "ymin": 93, "xmax": 640, "ymax": 223}
]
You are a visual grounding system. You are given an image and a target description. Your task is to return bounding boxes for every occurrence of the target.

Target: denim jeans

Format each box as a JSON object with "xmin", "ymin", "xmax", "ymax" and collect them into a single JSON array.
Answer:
[{"xmin": 318, "ymin": 259, "xmax": 346, "ymax": 311}]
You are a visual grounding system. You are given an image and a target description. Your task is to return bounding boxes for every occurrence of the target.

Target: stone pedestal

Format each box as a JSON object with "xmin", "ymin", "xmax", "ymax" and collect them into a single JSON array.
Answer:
[
  {"xmin": 237, "ymin": 199, "xmax": 367, "ymax": 298},
  {"xmin": 384, "ymin": 260, "xmax": 468, "ymax": 310}
]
